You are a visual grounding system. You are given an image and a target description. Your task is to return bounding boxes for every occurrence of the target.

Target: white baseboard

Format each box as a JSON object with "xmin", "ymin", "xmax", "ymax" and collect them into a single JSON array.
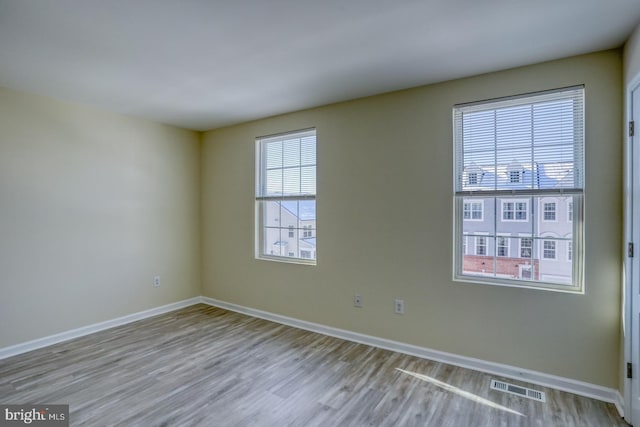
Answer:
[
  {"xmin": 0, "ymin": 297, "xmax": 202, "ymax": 360},
  {"xmin": 201, "ymin": 296, "xmax": 623, "ymax": 415},
  {"xmin": 614, "ymin": 391, "xmax": 625, "ymax": 419}
]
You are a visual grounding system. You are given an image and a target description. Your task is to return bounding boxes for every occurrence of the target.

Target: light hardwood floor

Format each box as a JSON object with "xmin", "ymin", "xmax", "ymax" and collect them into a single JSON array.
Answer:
[{"xmin": 0, "ymin": 304, "xmax": 627, "ymax": 426}]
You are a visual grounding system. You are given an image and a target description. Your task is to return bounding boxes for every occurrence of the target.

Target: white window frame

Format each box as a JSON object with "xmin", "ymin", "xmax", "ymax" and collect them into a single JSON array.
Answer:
[
  {"xmin": 453, "ymin": 86, "xmax": 584, "ymax": 292},
  {"xmin": 255, "ymin": 128, "xmax": 316, "ymax": 265},
  {"xmin": 501, "ymin": 199, "xmax": 529, "ymax": 222},
  {"xmin": 463, "ymin": 200, "xmax": 484, "ymax": 221},
  {"xmin": 542, "ymin": 201, "xmax": 557, "ymax": 222}
]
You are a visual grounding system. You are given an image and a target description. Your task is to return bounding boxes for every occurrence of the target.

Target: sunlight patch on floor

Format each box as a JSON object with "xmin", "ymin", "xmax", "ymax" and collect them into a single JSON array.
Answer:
[{"xmin": 396, "ymin": 368, "xmax": 526, "ymax": 417}]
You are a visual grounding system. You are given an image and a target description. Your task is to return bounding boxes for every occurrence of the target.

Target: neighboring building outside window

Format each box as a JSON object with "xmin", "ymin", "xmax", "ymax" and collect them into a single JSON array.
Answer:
[
  {"xmin": 255, "ymin": 129, "xmax": 316, "ymax": 264},
  {"xmin": 454, "ymin": 86, "xmax": 584, "ymax": 291}
]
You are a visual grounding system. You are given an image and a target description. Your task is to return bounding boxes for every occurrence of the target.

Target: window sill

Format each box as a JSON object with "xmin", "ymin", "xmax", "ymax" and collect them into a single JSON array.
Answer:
[{"xmin": 256, "ymin": 255, "xmax": 316, "ymax": 266}]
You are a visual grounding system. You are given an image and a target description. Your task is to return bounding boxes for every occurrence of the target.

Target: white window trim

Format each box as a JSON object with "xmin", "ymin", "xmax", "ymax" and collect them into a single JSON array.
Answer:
[
  {"xmin": 453, "ymin": 86, "xmax": 585, "ymax": 293},
  {"xmin": 255, "ymin": 128, "xmax": 317, "ymax": 265}
]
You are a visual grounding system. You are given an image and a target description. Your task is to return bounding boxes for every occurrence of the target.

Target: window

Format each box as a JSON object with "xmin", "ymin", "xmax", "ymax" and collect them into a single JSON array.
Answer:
[
  {"xmin": 542, "ymin": 240, "xmax": 556, "ymax": 260},
  {"xmin": 520, "ymin": 237, "xmax": 533, "ymax": 258},
  {"xmin": 468, "ymin": 172, "xmax": 478, "ymax": 185},
  {"xmin": 568, "ymin": 201, "xmax": 573, "ymax": 222},
  {"xmin": 543, "ymin": 202, "xmax": 556, "ymax": 221},
  {"xmin": 454, "ymin": 86, "xmax": 584, "ymax": 291},
  {"xmin": 303, "ymin": 225, "xmax": 313, "ymax": 238},
  {"xmin": 256, "ymin": 129, "xmax": 316, "ymax": 263},
  {"xmin": 463, "ymin": 200, "xmax": 483, "ymax": 220},
  {"xmin": 475, "ymin": 236, "xmax": 487, "ymax": 256},
  {"xmin": 502, "ymin": 200, "xmax": 528, "ymax": 221},
  {"xmin": 567, "ymin": 241, "xmax": 572, "ymax": 261},
  {"xmin": 497, "ymin": 236, "xmax": 509, "ymax": 257},
  {"xmin": 520, "ymin": 265, "xmax": 533, "ymax": 280}
]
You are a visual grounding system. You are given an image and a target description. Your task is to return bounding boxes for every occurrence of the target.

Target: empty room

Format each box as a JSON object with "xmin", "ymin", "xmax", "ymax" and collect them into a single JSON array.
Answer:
[{"xmin": 2, "ymin": 1, "xmax": 640, "ymax": 426}]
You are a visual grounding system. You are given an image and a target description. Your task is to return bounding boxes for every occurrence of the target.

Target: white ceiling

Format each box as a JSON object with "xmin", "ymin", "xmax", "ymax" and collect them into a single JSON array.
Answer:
[{"xmin": 1, "ymin": 1, "xmax": 639, "ymax": 131}]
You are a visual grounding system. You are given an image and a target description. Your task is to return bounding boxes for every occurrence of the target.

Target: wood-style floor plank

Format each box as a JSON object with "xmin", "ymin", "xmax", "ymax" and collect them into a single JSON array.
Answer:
[{"xmin": 0, "ymin": 304, "xmax": 627, "ymax": 426}]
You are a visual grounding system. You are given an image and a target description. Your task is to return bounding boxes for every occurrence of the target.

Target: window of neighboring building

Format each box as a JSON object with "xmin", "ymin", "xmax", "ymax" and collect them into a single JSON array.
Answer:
[
  {"xmin": 568, "ymin": 201, "xmax": 573, "ymax": 222},
  {"xmin": 520, "ymin": 237, "xmax": 533, "ymax": 258},
  {"xmin": 303, "ymin": 225, "xmax": 313, "ymax": 238},
  {"xmin": 497, "ymin": 236, "xmax": 509, "ymax": 257},
  {"xmin": 542, "ymin": 240, "xmax": 556, "ymax": 260},
  {"xmin": 520, "ymin": 265, "xmax": 533, "ymax": 280},
  {"xmin": 463, "ymin": 200, "xmax": 483, "ymax": 221},
  {"xmin": 454, "ymin": 86, "xmax": 584, "ymax": 292},
  {"xmin": 468, "ymin": 172, "xmax": 478, "ymax": 185},
  {"xmin": 475, "ymin": 236, "xmax": 487, "ymax": 256},
  {"xmin": 543, "ymin": 202, "xmax": 556, "ymax": 221},
  {"xmin": 502, "ymin": 200, "xmax": 528, "ymax": 221},
  {"xmin": 256, "ymin": 129, "xmax": 316, "ymax": 264}
]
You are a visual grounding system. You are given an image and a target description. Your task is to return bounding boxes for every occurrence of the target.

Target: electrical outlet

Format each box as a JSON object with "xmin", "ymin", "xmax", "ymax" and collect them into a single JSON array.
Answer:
[
  {"xmin": 395, "ymin": 299, "xmax": 405, "ymax": 314},
  {"xmin": 354, "ymin": 294, "xmax": 363, "ymax": 308},
  {"xmin": 153, "ymin": 276, "xmax": 161, "ymax": 287}
]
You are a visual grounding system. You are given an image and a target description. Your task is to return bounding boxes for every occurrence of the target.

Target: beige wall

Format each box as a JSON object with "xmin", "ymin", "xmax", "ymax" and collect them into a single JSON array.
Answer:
[
  {"xmin": 0, "ymin": 87, "xmax": 201, "ymax": 348},
  {"xmin": 202, "ymin": 50, "xmax": 622, "ymax": 388}
]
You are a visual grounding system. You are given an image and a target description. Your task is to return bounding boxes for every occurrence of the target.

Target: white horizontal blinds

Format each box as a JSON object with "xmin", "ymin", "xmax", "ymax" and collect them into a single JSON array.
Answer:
[
  {"xmin": 455, "ymin": 86, "xmax": 584, "ymax": 196},
  {"xmin": 258, "ymin": 129, "xmax": 316, "ymax": 200}
]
